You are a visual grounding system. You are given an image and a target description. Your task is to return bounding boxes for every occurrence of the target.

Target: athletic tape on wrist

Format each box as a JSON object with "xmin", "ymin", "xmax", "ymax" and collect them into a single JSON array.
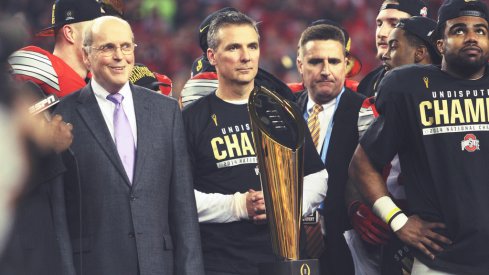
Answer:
[{"xmin": 372, "ymin": 196, "xmax": 408, "ymax": 232}]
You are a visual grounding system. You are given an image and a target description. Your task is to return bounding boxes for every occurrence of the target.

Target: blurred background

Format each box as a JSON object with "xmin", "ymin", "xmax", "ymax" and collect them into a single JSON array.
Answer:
[{"xmin": 1, "ymin": 0, "xmax": 443, "ymax": 98}]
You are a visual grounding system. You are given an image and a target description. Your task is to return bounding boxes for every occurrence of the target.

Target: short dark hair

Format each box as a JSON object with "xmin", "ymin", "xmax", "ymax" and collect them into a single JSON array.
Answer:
[
  {"xmin": 207, "ymin": 11, "xmax": 259, "ymax": 50},
  {"xmin": 403, "ymin": 29, "xmax": 425, "ymax": 49},
  {"xmin": 299, "ymin": 24, "xmax": 346, "ymax": 55},
  {"xmin": 402, "ymin": 30, "xmax": 440, "ymax": 64}
]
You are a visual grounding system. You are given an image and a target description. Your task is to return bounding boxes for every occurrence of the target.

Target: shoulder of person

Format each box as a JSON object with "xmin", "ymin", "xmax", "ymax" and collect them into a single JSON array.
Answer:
[
  {"xmin": 132, "ymin": 84, "xmax": 177, "ymax": 105},
  {"xmin": 344, "ymin": 87, "xmax": 366, "ymax": 101},
  {"xmin": 182, "ymin": 91, "xmax": 215, "ymax": 114}
]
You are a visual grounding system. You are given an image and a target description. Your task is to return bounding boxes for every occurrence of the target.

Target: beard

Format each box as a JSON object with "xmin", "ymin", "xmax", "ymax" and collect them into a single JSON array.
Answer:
[{"xmin": 444, "ymin": 48, "xmax": 489, "ymax": 78}]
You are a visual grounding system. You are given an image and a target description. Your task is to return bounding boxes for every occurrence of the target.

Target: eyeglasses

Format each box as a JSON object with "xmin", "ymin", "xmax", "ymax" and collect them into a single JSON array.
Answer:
[{"xmin": 90, "ymin": 43, "xmax": 137, "ymax": 57}]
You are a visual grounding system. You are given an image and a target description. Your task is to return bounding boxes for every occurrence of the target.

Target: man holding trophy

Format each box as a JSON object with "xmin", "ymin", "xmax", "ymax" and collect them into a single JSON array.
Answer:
[{"xmin": 183, "ymin": 10, "xmax": 328, "ymax": 275}]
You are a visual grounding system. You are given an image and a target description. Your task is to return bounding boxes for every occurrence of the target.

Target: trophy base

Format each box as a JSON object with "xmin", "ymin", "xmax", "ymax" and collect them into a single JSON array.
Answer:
[{"xmin": 258, "ymin": 259, "xmax": 319, "ymax": 275}]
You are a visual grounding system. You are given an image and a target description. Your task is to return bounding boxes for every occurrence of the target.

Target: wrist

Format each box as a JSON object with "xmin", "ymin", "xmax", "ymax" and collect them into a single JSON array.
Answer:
[
  {"xmin": 233, "ymin": 192, "xmax": 249, "ymax": 220},
  {"xmin": 372, "ymin": 196, "xmax": 408, "ymax": 232},
  {"xmin": 348, "ymin": 200, "xmax": 361, "ymax": 217}
]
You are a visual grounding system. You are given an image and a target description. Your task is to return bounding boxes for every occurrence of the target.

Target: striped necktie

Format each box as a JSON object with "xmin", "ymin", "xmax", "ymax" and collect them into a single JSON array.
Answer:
[
  {"xmin": 308, "ymin": 104, "xmax": 323, "ymax": 148},
  {"xmin": 305, "ymin": 103, "xmax": 325, "ymax": 258}
]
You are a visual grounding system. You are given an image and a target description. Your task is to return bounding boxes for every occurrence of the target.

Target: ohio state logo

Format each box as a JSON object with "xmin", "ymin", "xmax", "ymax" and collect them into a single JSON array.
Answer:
[
  {"xmin": 420, "ymin": 7, "xmax": 428, "ymax": 17},
  {"xmin": 461, "ymin": 133, "xmax": 480, "ymax": 152}
]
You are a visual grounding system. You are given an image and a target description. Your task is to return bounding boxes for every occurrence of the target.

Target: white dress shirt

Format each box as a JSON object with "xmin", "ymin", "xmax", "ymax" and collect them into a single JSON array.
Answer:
[{"xmin": 92, "ymin": 79, "xmax": 138, "ymax": 146}]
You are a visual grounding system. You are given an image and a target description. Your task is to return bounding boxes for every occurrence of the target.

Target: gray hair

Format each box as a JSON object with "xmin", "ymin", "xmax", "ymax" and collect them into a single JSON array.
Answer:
[{"xmin": 207, "ymin": 11, "xmax": 259, "ymax": 50}]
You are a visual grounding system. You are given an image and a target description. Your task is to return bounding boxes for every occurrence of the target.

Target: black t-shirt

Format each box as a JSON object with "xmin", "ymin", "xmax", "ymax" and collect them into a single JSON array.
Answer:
[
  {"xmin": 361, "ymin": 64, "xmax": 489, "ymax": 275},
  {"xmin": 357, "ymin": 66, "xmax": 386, "ymax": 98},
  {"xmin": 183, "ymin": 92, "xmax": 323, "ymax": 274}
]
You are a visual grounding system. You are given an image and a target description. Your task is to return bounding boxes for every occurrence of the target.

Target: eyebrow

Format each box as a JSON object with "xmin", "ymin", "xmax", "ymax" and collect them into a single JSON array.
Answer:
[
  {"xmin": 449, "ymin": 22, "xmax": 489, "ymax": 30},
  {"xmin": 377, "ymin": 17, "xmax": 401, "ymax": 24}
]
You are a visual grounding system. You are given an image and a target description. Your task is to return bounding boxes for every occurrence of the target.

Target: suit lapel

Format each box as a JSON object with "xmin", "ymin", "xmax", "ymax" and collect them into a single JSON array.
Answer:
[
  {"xmin": 131, "ymin": 85, "xmax": 152, "ymax": 187},
  {"xmin": 326, "ymin": 90, "xmax": 356, "ymax": 164},
  {"xmin": 76, "ymin": 84, "xmax": 132, "ymax": 186}
]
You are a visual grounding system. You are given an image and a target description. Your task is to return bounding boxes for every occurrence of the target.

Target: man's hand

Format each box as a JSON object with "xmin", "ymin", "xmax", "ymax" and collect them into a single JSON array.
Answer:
[
  {"xmin": 48, "ymin": 114, "xmax": 73, "ymax": 153},
  {"xmin": 246, "ymin": 189, "xmax": 266, "ymax": 224},
  {"xmin": 395, "ymin": 215, "xmax": 452, "ymax": 260},
  {"xmin": 349, "ymin": 200, "xmax": 391, "ymax": 245}
]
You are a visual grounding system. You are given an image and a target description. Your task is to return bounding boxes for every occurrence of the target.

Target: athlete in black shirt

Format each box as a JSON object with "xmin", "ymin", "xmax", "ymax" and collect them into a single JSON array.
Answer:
[{"xmin": 349, "ymin": 0, "xmax": 489, "ymax": 274}]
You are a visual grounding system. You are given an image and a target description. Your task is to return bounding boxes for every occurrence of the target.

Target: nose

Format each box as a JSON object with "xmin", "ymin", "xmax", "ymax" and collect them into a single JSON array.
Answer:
[
  {"xmin": 320, "ymin": 62, "xmax": 330, "ymax": 76},
  {"xmin": 241, "ymin": 48, "xmax": 251, "ymax": 62},
  {"xmin": 382, "ymin": 50, "xmax": 391, "ymax": 61},
  {"xmin": 377, "ymin": 23, "xmax": 389, "ymax": 39},
  {"xmin": 465, "ymin": 29, "xmax": 478, "ymax": 44},
  {"xmin": 113, "ymin": 47, "xmax": 124, "ymax": 59}
]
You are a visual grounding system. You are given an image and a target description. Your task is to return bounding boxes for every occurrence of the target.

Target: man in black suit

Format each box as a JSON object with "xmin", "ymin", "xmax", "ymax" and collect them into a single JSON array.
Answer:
[
  {"xmin": 295, "ymin": 24, "xmax": 365, "ymax": 275},
  {"xmin": 55, "ymin": 16, "xmax": 204, "ymax": 275}
]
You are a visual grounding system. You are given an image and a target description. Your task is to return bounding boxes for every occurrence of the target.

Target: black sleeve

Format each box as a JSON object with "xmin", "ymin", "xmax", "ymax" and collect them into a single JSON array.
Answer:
[{"xmin": 360, "ymin": 70, "xmax": 407, "ymax": 170}]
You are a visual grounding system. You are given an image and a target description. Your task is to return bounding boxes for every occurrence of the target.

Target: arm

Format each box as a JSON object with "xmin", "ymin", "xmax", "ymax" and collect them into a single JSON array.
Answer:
[
  {"xmin": 196, "ymin": 166, "xmax": 328, "ymax": 223},
  {"xmin": 302, "ymin": 169, "xmax": 328, "ymax": 217},
  {"xmin": 194, "ymin": 189, "xmax": 265, "ymax": 223},
  {"xmin": 349, "ymin": 145, "xmax": 388, "ymax": 204},
  {"xmin": 345, "ymin": 176, "xmax": 391, "ymax": 245},
  {"xmin": 349, "ymin": 145, "xmax": 451, "ymax": 259}
]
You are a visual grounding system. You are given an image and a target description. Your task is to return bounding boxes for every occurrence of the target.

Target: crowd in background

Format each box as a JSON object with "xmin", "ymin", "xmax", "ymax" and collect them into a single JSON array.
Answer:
[{"xmin": 1, "ymin": 0, "xmax": 443, "ymax": 96}]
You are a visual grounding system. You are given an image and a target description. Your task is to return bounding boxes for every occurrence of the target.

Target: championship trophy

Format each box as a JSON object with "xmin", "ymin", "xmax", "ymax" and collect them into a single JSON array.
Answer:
[{"xmin": 248, "ymin": 86, "xmax": 319, "ymax": 275}]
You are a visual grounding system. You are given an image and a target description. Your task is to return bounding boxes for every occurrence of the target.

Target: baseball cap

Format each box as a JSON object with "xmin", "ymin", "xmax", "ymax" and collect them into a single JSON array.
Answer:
[
  {"xmin": 36, "ymin": 0, "xmax": 105, "ymax": 37},
  {"xmin": 437, "ymin": 0, "xmax": 489, "ymax": 26},
  {"xmin": 396, "ymin": 17, "xmax": 441, "ymax": 64},
  {"xmin": 191, "ymin": 55, "xmax": 216, "ymax": 77},
  {"xmin": 310, "ymin": 19, "xmax": 362, "ymax": 77},
  {"xmin": 198, "ymin": 7, "xmax": 238, "ymax": 52},
  {"xmin": 431, "ymin": 0, "xmax": 489, "ymax": 40},
  {"xmin": 129, "ymin": 64, "xmax": 172, "ymax": 95},
  {"xmin": 380, "ymin": 0, "xmax": 428, "ymax": 17},
  {"xmin": 99, "ymin": 0, "xmax": 125, "ymax": 17}
]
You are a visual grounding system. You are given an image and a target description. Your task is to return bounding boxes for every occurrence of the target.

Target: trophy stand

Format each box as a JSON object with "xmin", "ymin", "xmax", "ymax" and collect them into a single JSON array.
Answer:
[
  {"xmin": 248, "ymin": 86, "xmax": 320, "ymax": 275},
  {"xmin": 258, "ymin": 259, "xmax": 319, "ymax": 275}
]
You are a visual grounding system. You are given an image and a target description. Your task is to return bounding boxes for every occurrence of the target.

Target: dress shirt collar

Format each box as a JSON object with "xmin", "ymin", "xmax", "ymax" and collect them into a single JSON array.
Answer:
[{"xmin": 91, "ymin": 79, "xmax": 132, "ymax": 102}]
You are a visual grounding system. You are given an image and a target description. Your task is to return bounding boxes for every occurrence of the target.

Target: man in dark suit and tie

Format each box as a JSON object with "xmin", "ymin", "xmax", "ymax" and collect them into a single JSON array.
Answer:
[
  {"xmin": 54, "ymin": 16, "xmax": 204, "ymax": 275},
  {"xmin": 295, "ymin": 24, "xmax": 365, "ymax": 275}
]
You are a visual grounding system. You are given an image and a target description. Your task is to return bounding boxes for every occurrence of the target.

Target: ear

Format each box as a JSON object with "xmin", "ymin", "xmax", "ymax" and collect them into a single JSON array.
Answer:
[
  {"xmin": 414, "ymin": 46, "xmax": 427, "ymax": 63},
  {"xmin": 61, "ymin": 24, "xmax": 76, "ymax": 44},
  {"xmin": 82, "ymin": 47, "xmax": 91, "ymax": 70},
  {"xmin": 207, "ymin": 48, "xmax": 217, "ymax": 66},
  {"xmin": 296, "ymin": 56, "xmax": 303, "ymax": 75},
  {"xmin": 436, "ymin": 39, "xmax": 445, "ymax": 55}
]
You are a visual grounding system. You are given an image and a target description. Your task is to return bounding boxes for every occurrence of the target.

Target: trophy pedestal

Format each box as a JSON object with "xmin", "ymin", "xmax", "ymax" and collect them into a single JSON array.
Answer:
[{"xmin": 258, "ymin": 259, "xmax": 319, "ymax": 275}]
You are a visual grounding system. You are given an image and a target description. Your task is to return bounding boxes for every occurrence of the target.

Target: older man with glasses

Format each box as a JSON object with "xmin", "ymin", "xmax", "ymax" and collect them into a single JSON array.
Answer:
[{"xmin": 54, "ymin": 16, "xmax": 204, "ymax": 275}]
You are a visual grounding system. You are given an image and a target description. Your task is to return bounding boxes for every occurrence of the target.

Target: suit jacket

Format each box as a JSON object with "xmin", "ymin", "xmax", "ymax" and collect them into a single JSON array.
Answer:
[
  {"xmin": 54, "ymin": 83, "xmax": 204, "ymax": 275},
  {"xmin": 296, "ymin": 88, "xmax": 365, "ymax": 275}
]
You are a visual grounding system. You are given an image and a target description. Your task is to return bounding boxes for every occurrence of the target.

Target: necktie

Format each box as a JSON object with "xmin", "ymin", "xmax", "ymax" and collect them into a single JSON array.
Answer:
[
  {"xmin": 305, "ymin": 103, "xmax": 325, "ymax": 258},
  {"xmin": 308, "ymin": 104, "xmax": 323, "ymax": 149},
  {"xmin": 107, "ymin": 93, "xmax": 135, "ymax": 183}
]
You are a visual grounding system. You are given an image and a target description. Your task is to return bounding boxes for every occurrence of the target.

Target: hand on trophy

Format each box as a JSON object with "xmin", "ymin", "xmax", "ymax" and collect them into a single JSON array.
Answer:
[{"xmin": 246, "ymin": 189, "xmax": 267, "ymax": 224}]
